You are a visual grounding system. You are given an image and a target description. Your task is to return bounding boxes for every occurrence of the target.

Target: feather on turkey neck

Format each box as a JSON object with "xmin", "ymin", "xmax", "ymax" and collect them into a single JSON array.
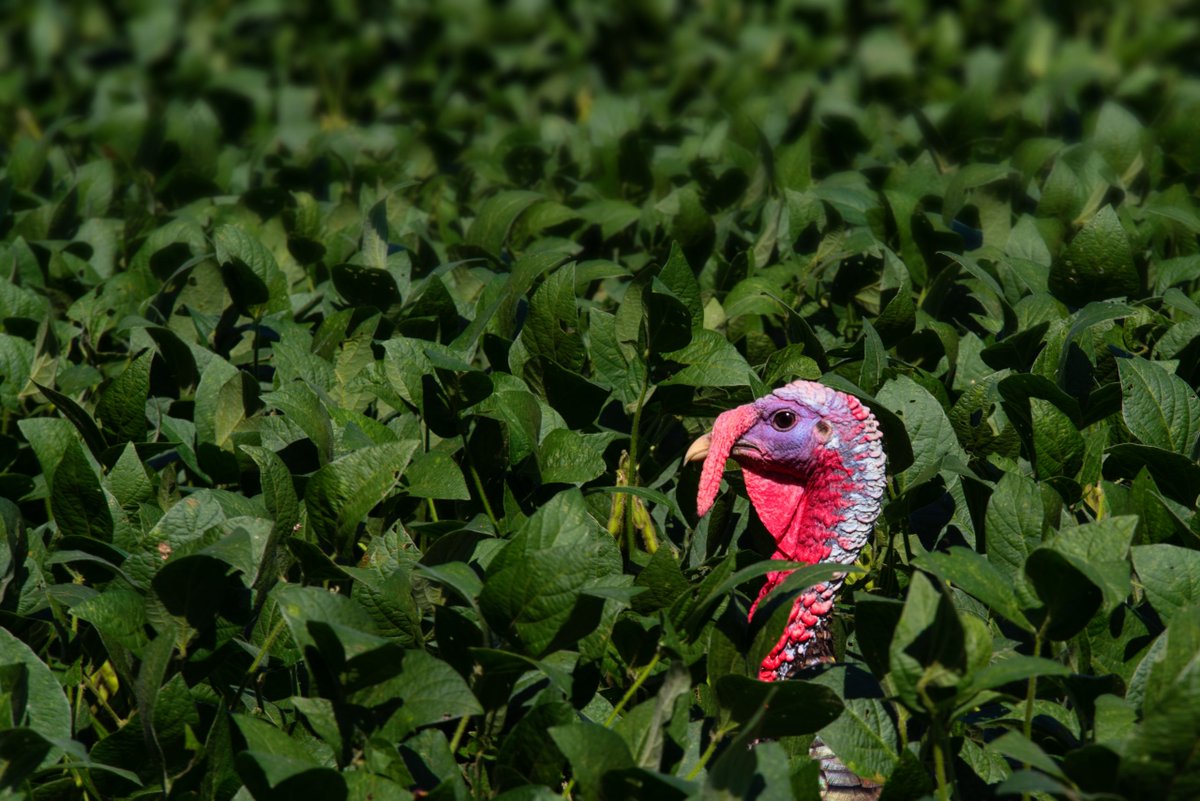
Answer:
[{"xmin": 687, "ymin": 381, "xmax": 886, "ymax": 681}]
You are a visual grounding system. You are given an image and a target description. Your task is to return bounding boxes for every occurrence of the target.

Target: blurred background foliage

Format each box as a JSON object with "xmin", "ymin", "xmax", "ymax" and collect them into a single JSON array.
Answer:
[{"xmin": 2, "ymin": 2, "xmax": 1200, "ymax": 800}]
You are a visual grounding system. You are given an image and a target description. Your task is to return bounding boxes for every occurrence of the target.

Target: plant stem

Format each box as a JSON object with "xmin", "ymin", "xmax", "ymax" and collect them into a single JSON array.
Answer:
[
  {"xmin": 932, "ymin": 731, "xmax": 950, "ymax": 801},
  {"xmin": 604, "ymin": 651, "xmax": 660, "ymax": 727},
  {"xmin": 627, "ymin": 359, "xmax": 652, "ymax": 485},
  {"xmin": 1023, "ymin": 624, "xmax": 1046, "ymax": 741},
  {"xmin": 462, "ymin": 434, "xmax": 500, "ymax": 531},
  {"xmin": 1020, "ymin": 621, "xmax": 1048, "ymax": 801},
  {"xmin": 684, "ymin": 724, "xmax": 735, "ymax": 780},
  {"xmin": 448, "ymin": 713, "xmax": 470, "ymax": 754}
]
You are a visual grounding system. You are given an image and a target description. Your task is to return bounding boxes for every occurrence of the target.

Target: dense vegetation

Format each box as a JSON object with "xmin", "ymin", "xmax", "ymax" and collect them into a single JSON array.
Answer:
[{"xmin": 2, "ymin": 2, "xmax": 1199, "ymax": 799}]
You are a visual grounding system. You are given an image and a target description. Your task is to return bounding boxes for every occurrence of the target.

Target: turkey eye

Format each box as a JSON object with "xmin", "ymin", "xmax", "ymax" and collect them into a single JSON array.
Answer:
[{"xmin": 771, "ymin": 410, "xmax": 797, "ymax": 431}]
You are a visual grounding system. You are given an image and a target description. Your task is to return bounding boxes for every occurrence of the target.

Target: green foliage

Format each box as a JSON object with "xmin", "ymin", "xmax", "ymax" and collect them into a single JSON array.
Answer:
[{"xmin": 1, "ymin": 2, "xmax": 1199, "ymax": 800}]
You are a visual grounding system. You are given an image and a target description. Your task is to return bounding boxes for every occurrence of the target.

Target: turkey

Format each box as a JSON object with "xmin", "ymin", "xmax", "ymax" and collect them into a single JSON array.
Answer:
[{"xmin": 686, "ymin": 380, "xmax": 887, "ymax": 800}]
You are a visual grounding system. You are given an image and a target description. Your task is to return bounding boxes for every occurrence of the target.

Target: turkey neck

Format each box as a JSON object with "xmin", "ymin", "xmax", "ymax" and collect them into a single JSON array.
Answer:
[{"xmin": 740, "ymin": 437, "xmax": 881, "ymax": 682}]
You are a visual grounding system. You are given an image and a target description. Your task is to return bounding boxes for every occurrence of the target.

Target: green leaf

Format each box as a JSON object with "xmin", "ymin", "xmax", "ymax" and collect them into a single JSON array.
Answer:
[
  {"xmin": 658, "ymin": 242, "xmax": 703, "ymax": 329},
  {"xmin": 1024, "ymin": 548, "xmax": 1103, "ymax": 641},
  {"xmin": 404, "ymin": 450, "xmax": 470, "ymax": 500},
  {"xmin": 1030, "ymin": 397, "xmax": 1085, "ymax": 479},
  {"xmin": 1048, "ymin": 516, "xmax": 1135, "ymax": 614},
  {"xmin": 990, "ymin": 731, "xmax": 1067, "ymax": 780},
  {"xmin": 34, "ymin": 381, "xmax": 107, "ymax": 460},
  {"xmin": 1048, "ymin": 205, "xmax": 1139, "ymax": 306},
  {"xmin": 715, "ymin": 674, "xmax": 843, "ymax": 737},
  {"xmin": 876, "ymin": 375, "xmax": 967, "ymax": 491},
  {"xmin": 811, "ymin": 666, "xmax": 900, "ymax": 785},
  {"xmin": 95, "ymin": 350, "xmax": 152, "ymax": 442},
  {"xmin": 0, "ymin": 334, "xmax": 33, "ymax": 411},
  {"xmin": 479, "ymin": 489, "xmax": 621, "ymax": 656},
  {"xmin": 964, "ymin": 655, "xmax": 1071, "ymax": 695},
  {"xmin": 214, "ymin": 223, "xmax": 289, "ymax": 313},
  {"xmin": 0, "ymin": 628, "xmax": 72, "ymax": 770},
  {"xmin": 1092, "ymin": 101, "xmax": 1143, "ymax": 178},
  {"xmin": 331, "ymin": 263, "xmax": 402, "ymax": 310},
  {"xmin": 466, "ymin": 190, "xmax": 545, "ymax": 256},
  {"xmin": 858, "ymin": 318, "xmax": 885, "ymax": 395},
  {"xmin": 915, "ymin": 547, "xmax": 1033, "ymax": 632},
  {"xmin": 1132, "ymin": 544, "xmax": 1200, "ymax": 626},
  {"xmin": 385, "ymin": 650, "xmax": 483, "ymax": 736},
  {"xmin": 19, "ymin": 416, "xmax": 82, "ymax": 490},
  {"xmin": 888, "ymin": 572, "xmax": 965, "ymax": 710},
  {"xmin": 537, "ymin": 429, "xmax": 607, "ymax": 485},
  {"xmin": 304, "ymin": 441, "xmax": 420, "ymax": 558},
  {"xmin": 548, "ymin": 721, "xmax": 635, "ymax": 797},
  {"xmin": 1118, "ymin": 356, "xmax": 1200, "ymax": 455},
  {"xmin": 70, "ymin": 586, "xmax": 148, "ymax": 650},
  {"xmin": 659, "ymin": 329, "xmax": 754, "ymax": 388},
  {"xmin": 263, "ymin": 382, "xmax": 335, "ymax": 465},
  {"xmin": 1103, "ymin": 443, "xmax": 1200, "ymax": 506},
  {"xmin": 345, "ymin": 565, "xmax": 422, "ymax": 647},
  {"xmin": 234, "ymin": 714, "xmax": 344, "ymax": 799},
  {"xmin": 50, "ymin": 440, "xmax": 113, "ymax": 541},
  {"xmin": 521, "ymin": 263, "xmax": 585, "ymax": 371}
]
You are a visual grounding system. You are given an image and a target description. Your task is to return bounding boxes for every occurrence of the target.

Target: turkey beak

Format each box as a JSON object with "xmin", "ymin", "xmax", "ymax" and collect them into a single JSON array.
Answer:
[{"xmin": 685, "ymin": 433, "xmax": 711, "ymax": 464}]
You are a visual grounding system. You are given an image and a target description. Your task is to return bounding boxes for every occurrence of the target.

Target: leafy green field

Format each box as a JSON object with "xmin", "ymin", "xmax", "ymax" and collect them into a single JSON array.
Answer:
[{"xmin": 2, "ymin": 2, "xmax": 1199, "ymax": 799}]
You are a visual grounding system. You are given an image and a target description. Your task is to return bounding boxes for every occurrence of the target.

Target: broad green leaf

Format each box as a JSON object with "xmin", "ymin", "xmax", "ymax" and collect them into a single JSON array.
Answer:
[
  {"xmin": 916, "ymin": 547, "xmax": 1033, "ymax": 631},
  {"xmin": 715, "ymin": 674, "xmax": 843, "ymax": 736},
  {"xmin": 345, "ymin": 565, "xmax": 422, "ymax": 647},
  {"xmin": 1048, "ymin": 516, "xmax": 1135, "ymax": 613},
  {"xmin": 964, "ymin": 655, "xmax": 1071, "ymax": 696},
  {"xmin": 234, "ymin": 714, "xmax": 343, "ymax": 798},
  {"xmin": 1118, "ymin": 356, "xmax": 1200, "ymax": 455},
  {"xmin": 811, "ymin": 666, "xmax": 900, "ymax": 784},
  {"xmin": 1025, "ymin": 548, "xmax": 1103, "ymax": 641},
  {"xmin": 304, "ymin": 441, "xmax": 420, "ymax": 558},
  {"xmin": 1048, "ymin": 205, "xmax": 1138, "ymax": 306},
  {"xmin": 106, "ymin": 442, "xmax": 156, "ymax": 514},
  {"xmin": 876, "ymin": 375, "xmax": 967, "ymax": 491},
  {"xmin": 1132, "ymin": 544, "xmax": 1200, "ymax": 625},
  {"xmin": 1117, "ymin": 615, "xmax": 1200, "ymax": 800},
  {"xmin": 385, "ymin": 650, "xmax": 483, "ymax": 736},
  {"xmin": 537, "ymin": 429, "xmax": 606, "ymax": 485},
  {"xmin": 95, "ymin": 350, "xmax": 152, "ymax": 442},
  {"xmin": 1092, "ymin": 101, "xmax": 1143, "ymax": 178},
  {"xmin": 658, "ymin": 242, "xmax": 703, "ymax": 328},
  {"xmin": 404, "ymin": 450, "xmax": 470, "ymax": 500},
  {"xmin": 71, "ymin": 587, "xmax": 148, "ymax": 650},
  {"xmin": 213, "ymin": 223, "xmax": 289, "ymax": 314},
  {"xmin": 548, "ymin": 721, "xmax": 635, "ymax": 797},
  {"xmin": 660, "ymin": 329, "xmax": 754, "ymax": 388},
  {"xmin": 50, "ymin": 440, "xmax": 113, "ymax": 541},
  {"xmin": 1030, "ymin": 397, "xmax": 1084, "ymax": 479},
  {"xmin": 0, "ymin": 628, "xmax": 72, "ymax": 769},
  {"xmin": 614, "ymin": 661, "xmax": 691, "ymax": 769},
  {"xmin": 263, "ymin": 381, "xmax": 335, "ymax": 465},
  {"xmin": 889, "ymin": 572, "xmax": 965, "ymax": 710},
  {"xmin": 0, "ymin": 333, "xmax": 34, "ymax": 411},
  {"xmin": 19, "ymin": 416, "xmax": 81, "ymax": 489},
  {"xmin": 479, "ymin": 489, "xmax": 621, "ymax": 656},
  {"xmin": 990, "ymin": 731, "xmax": 1067, "ymax": 780},
  {"xmin": 466, "ymin": 190, "xmax": 545, "ymax": 256},
  {"xmin": 858, "ymin": 318, "xmax": 885, "ymax": 395},
  {"xmin": 520, "ymin": 263, "xmax": 584, "ymax": 371}
]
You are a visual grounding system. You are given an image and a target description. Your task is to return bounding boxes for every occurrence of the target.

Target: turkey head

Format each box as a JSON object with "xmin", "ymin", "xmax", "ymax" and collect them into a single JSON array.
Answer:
[{"xmin": 686, "ymin": 381, "xmax": 886, "ymax": 681}]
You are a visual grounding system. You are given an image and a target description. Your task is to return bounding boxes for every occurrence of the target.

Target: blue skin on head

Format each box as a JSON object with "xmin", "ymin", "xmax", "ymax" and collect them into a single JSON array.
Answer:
[{"xmin": 731, "ymin": 398, "xmax": 829, "ymax": 475}]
